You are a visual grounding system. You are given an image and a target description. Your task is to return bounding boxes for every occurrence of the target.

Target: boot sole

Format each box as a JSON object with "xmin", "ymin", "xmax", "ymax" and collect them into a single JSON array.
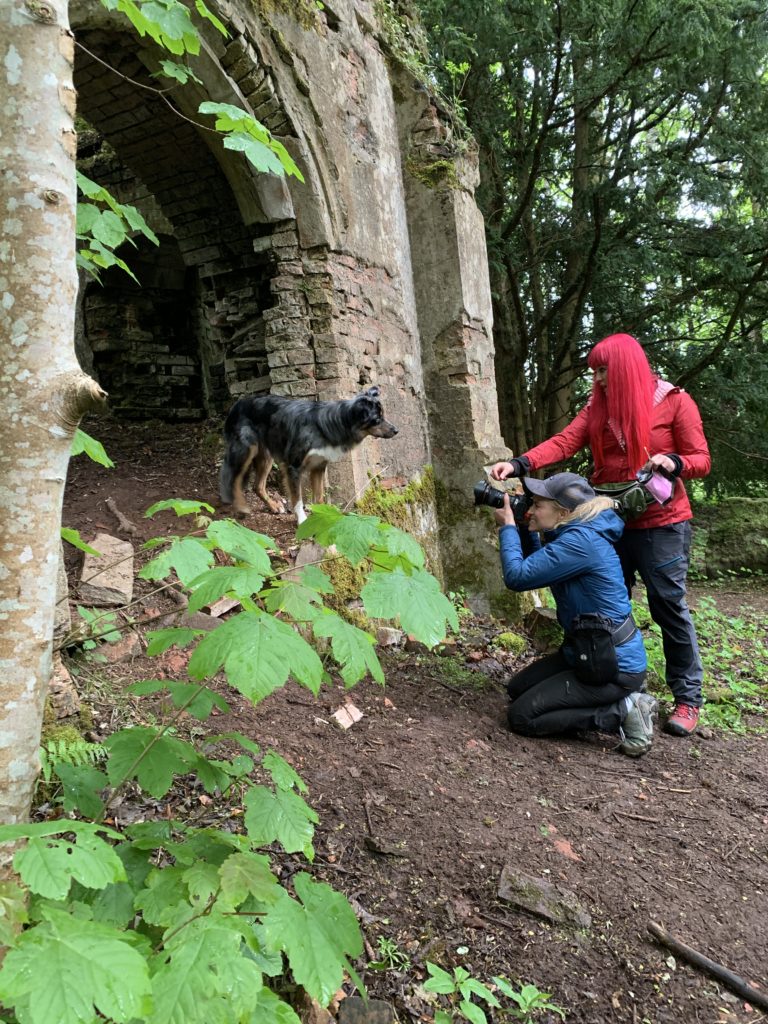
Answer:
[{"xmin": 663, "ymin": 721, "xmax": 697, "ymax": 737}]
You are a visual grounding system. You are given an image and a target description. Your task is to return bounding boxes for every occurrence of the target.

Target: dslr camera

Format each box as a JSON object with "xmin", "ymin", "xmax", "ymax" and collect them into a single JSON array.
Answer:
[{"xmin": 473, "ymin": 480, "xmax": 531, "ymax": 525}]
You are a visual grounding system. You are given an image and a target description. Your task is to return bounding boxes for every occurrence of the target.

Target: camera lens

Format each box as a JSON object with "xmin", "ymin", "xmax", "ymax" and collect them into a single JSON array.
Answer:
[{"xmin": 473, "ymin": 481, "xmax": 506, "ymax": 509}]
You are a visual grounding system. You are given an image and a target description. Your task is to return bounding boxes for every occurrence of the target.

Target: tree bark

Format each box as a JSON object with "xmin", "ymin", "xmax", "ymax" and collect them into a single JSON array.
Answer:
[{"xmin": 0, "ymin": 0, "xmax": 106, "ymax": 836}]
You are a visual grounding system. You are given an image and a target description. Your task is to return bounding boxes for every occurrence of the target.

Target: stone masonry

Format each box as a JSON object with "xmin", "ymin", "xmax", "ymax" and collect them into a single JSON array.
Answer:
[{"xmin": 69, "ymin": 0, "xmax": 517, "ymax": 612}]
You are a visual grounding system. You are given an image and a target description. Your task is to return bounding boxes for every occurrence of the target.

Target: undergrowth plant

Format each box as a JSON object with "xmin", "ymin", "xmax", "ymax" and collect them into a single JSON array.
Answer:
[
  {"xmin": 423, "ymin": 962, "xmax": 566, "ymax": 1023},
  {"xmin": 635, "ymin": 591, "xmax": 768, "ymax": 732},
  {"xmin": 0, "ymin": 499, "xmax": 459, "ymax": 1024}
]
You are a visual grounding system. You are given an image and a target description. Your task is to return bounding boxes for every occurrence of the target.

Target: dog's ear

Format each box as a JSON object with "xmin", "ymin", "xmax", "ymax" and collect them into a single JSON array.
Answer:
[{"xmin": 361, "ymin": 385, "xmax": 380, "ymax": 399}]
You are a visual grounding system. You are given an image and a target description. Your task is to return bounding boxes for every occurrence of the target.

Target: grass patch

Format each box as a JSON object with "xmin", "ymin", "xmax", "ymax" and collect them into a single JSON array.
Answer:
[{"xmin": 636, "ymin": 590, "xmax": 768, "ymax": 733}]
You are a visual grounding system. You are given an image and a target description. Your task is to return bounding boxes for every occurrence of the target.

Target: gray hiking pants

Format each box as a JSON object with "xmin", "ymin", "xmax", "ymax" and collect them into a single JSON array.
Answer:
[{"xmin": 614, "ymin": 521, "xmax": 703, "ymax": 707}]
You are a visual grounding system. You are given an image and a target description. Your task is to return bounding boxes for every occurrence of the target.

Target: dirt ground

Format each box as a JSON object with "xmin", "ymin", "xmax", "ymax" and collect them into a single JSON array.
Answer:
[{"xmin": 61, "ymin": 416, "xmax": 768, "ymax": 1024}]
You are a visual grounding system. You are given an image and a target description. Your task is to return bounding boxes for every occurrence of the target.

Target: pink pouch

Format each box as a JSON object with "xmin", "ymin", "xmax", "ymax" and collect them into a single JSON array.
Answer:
[{"xmin": 642, "ymin": 468, "xmax": 674, "ymax": 505}]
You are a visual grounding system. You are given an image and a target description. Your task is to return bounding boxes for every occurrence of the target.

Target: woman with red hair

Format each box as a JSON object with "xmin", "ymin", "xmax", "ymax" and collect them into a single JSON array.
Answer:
[{"xmin": 491, "ymin": 333, "xmax": 711, "ymax": 736}]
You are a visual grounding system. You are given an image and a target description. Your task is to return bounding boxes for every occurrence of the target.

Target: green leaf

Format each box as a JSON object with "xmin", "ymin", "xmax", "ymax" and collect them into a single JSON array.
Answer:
[
  {"xmin": 60, "ymin": 527, "xmax": 101, "ymax": 556},
  {"xmin": 0, "ymin": 908, "xmax": 152, "ymax": 1024},
  {"xmin": 92, "ymin": 208, "xmax": 128, "ymax": 248},
  {"xmin": 0, "ymin": 821, "xmax": 120, "ymax": 843},
  {"xmin": 250, "ymin": 985, "xmax": 302, "ymax": 1024},
  {"xmin": 70, "ymin": 428, "xmax": 114, "ymax": 467},
  {"xmin": 262, "ymin": 579, "xmax": 323, "ymax": 621},
  {"xmin": 134, "ymin": 866, "xmax": 190, "ymax": 927},
  {"xmin": 312, "ymin": 611, "xmax": 384, "ymax": 685},
  {"xmin": 54, "ymin": 762, "xmax": 108, "ymax": 818},
  {"xmin": 147, "ymin": 915, "xmax": 261, "ymax": 1024},
  {"xmin": 206, "ymin": 731, "xmax": 261, "ymax": 758},
  {"xmin": 105, "ymin": 727, "xmax": 199, "ymax": 798},
  {"xmin": 261, "ymin": 873, "xmax": 363, "ymax": 1005},
  {"xmin": 361, "ymin": 568, "xmax": 459, "ymax": 646},
  {"xmin": 188, "ymin": 610, "xmax": 323, "ymax": 700},
  {"xmin": 218, "ymin": 851, "xmax": 279, "ymax": 907},
  {"xmin": 75, "ymin": 202, "xmax": 99, "ymax": 235},
  {"xmin": 261, "ymin": 750, "xmax": 308, "ymax": 793},
  {"xmin": 458, "ymin": 1000, "xmax": 487, "ymax": 1024},
  {"xmin": 186, "ymin": 566, "xmax": 266, "ymax": 613},
  {"xmin": 375, "ymin": 522, "xmax": 425, "ymax": 569},
  {"xmin": 244, "ymin": 785, "xmax": 318, "ymax": 859},
  {"xmin": 424, "ymin": 962, "xmax": 457, "ymax": 994},
  {"xmin": 461, "ymin": 978, "xmax": 500, "ymax": 1007},
  {"xmin": 182, "ymin": 861, "xmax": 221, "ymax": 906},
  {"xmin": 298, "ymin": 564, "xmax": 335, "ymax": 594},
  {"xmin": 139, "ymin": 536, "xmax": 214, "ymax": 586},
  {"xmin": 193, "ymin": 0, "xmax": 228, "ymax": 35},
  {"xmin": 145, "ymin": 627, "xmax": 203, "ymax": 656},
  {"xmin": 223, "ymin": 131, "xmax": 286, "ymax": 175},
  {"xmin": 0, "ymin": 880, "xmax": 29, "ymax": 948},
  {"xmin": 145, "ymin": 498, "xmax": 215, "ymax": 518},
  {"xmin": 435, "ymin": 1011, "xmax": 453, "ymax": 1024},
  {"xmin": 158, "ymin": 59, "xmax": 202, "ymax": 84},
  {"xmin": 89, "ymin": 881, "xmax": 137, "ymax": 927},
  {"xmin": 14, "ymin": 832, "xmax": 126, "ymax": 901},
  {"xmin": 206, "ymin": 519, "xmax": 275, "ymax": 567},
  {"xmin": 297, "ymin": 506, "xmax": 381, "ymax": 564},
  {"xmin": 128, "ymin": 679, "xmax": 230, "ymax": 719}
]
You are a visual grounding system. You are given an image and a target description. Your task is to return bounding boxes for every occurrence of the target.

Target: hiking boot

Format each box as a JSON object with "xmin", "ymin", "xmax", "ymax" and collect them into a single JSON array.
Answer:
[
  {"xmin": 619, "ymin": 693, "xmax": 657, "ymax": 757},
  {"xmin": 663, "ymin": 703, "xmax": 700, "ymax": 736}
]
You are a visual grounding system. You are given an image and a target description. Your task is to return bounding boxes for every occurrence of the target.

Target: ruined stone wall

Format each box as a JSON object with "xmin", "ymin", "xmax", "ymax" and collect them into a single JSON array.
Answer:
[{"xmin": 70, "ymin": 0, "xmax": 519, "ymax": 610}]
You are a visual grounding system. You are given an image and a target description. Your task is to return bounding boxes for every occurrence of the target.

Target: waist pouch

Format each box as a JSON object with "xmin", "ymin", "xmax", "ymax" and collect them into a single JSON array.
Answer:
[
  {"xmin": 593, "ymin": 481, "xmax": 654, "ymax": 520},
  {"xmin": 568, "ymin": 613, "xmax": 637, "ymax": 685}
]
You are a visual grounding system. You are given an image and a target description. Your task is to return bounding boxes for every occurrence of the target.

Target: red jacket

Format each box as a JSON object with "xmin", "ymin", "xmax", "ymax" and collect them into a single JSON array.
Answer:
[{"xmin": 522, "ymin": 385, "xmax": 711, "ymax": 529}]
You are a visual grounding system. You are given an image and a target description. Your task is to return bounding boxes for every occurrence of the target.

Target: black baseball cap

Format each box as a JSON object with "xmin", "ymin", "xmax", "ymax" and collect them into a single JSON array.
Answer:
[{"xmin": 522, "ymin": 472, "xmax": 595, "ymax": 511}]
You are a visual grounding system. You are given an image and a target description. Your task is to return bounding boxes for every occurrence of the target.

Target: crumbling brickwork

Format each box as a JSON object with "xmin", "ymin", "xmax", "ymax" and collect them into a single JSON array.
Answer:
[{"xmin": 70, "ymin": 0, "xmax": 516, "ymax": 608}]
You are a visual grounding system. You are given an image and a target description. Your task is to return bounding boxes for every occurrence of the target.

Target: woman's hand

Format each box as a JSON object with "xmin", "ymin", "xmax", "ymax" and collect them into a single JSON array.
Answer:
[
  {"xmin": 494, "ymin": 493, "xmax": 517, "ymax": 528},
  {"xmin": 490, "ymin": 458, "xmax": 526, "ymax": 481},
  {"xmin": 646, "ymin": 453, "xmax": 676, "ymax": 474}
]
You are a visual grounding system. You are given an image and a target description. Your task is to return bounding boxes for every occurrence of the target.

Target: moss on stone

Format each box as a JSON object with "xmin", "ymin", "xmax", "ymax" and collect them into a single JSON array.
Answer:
[
  {"xmin": 251, "ymin": 0, "xmax": 319, "ymax": 31},
  {"xmin": 405, "ymin": 155, "xmax": 460, "ymax": 192},
  {"xmin": 494, "ymin": 631, "xmax": 527, "ymax": 656},
  {"xmin": 356, "ymin": 467, "xmax": 440, "ymax": 573},
  {"xmin": 41, "ymin": 721, "xmax": 84, "ymax": 749},
  {"xmin": 357, "ymin": 466, "xmax": 435, "ymax": 528}
]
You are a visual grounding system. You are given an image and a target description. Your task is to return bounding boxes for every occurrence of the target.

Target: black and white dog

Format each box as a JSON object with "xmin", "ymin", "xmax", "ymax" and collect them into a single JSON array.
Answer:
[{"xmin": 219, "ymin": 386, "xmax": 398, "ymax": 523}]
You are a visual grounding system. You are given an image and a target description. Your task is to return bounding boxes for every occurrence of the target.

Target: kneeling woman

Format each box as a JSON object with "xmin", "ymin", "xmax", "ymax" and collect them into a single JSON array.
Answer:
[{"xmin": 495, "ymin": 472, "xmax": 655, "ymax": 757}]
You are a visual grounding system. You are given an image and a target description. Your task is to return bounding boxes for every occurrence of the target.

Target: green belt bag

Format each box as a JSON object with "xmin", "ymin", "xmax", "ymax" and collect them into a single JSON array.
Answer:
[{"xmin": 593, "ymin": 481, "xmax": 654, "ymax": 520}]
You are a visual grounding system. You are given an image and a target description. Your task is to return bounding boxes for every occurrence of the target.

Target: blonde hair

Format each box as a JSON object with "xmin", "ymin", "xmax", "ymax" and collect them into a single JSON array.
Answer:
[{"xmin": 559, "ymin": 495, "xmax": 617, "ymax": 525}]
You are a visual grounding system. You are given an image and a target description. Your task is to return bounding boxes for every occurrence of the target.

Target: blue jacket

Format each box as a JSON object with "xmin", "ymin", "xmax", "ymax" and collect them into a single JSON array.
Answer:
[{"xmin": 499, "ymin": 509, "xmax": 647, "ymax": 675}]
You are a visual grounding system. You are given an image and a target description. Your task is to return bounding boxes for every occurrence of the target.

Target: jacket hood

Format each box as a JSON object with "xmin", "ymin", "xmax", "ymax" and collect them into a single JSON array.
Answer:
[{"xmin": 549, "ymin": 508, "xmax": 624, "ymax": 545}]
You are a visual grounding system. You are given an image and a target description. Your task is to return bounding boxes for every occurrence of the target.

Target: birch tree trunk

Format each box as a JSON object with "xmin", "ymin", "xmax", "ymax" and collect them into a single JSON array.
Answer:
[{"xmin": 0, "ymin": 0, "xmax": 106, "ymax": 835}]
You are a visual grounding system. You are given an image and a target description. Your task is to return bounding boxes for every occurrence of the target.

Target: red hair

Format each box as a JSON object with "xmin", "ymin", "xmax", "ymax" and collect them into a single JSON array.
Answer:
[{"xmin": 587, "ymin": 334, "xmax": 654, "ymax": 474}]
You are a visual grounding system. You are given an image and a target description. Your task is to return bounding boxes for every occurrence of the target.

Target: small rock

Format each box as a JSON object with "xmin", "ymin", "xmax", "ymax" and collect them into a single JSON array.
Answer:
[
  {"xmin": 524, "ymin": 606, "xmax": 564, "ymax": 653},
  {"xmin": 206, "ymin": 597, "xmax": 241, "ymax": 617},
  {"xmin": 331, "ymin": 702, "xmax": 363, "ymax": 730},
  {"xmin": 405, "ymin": 635, "xmax": 430, "ymax": 655},
  {"xmin": 475, "ymin": 657, "xmax": 504, "ymax": 679},
  {"xmin": 102, "ymin": 632, "xmax": 142, "ymax": 663},
  {"xmin": 498, "ymin": 863, "xmax": 591, "ymax": 929},
  {"xmin": 178, "ymin": 611, "xmax": 222, "ymax": 632},
  {"xmin": 338, "ymin": 996, "xmax": 396, "ymax": 1024},
  {"xmin": 79, "ymin": 533, "xmax": 134, "ymax": 606},
  {"xmin": 376, "ymin": 626, "xmax": 404, "ymax": 647},
  {"xmin": 48, "ymin": 655, "xmax": 80, "ymax": 718}
]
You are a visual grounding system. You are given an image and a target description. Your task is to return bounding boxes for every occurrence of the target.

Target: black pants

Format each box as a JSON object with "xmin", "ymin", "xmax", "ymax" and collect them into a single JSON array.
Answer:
[
  {"xmin": 507, "ymin": 652, "xmax": 646, "ymax": 737},
  {"xmin": 615, "ymin": 522, "xmax": 703, "ymax": 707}
]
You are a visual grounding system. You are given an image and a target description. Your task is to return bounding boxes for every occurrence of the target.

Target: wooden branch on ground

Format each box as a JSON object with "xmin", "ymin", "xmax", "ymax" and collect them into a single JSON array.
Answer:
[
  {"xmin": 105, "ymin": 497, "xmax": 139, "ymax": 537},
  {"xmin": 648, "ymin": 921, "xmax": 768, "ymax": 1011}
]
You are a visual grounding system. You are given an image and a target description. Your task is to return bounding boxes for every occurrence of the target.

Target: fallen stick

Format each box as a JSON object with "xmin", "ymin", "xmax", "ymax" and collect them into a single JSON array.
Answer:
[
  {"xmin": 105, "ymin": 497, "xmax": 139, "ymax": 537},
  {"xmin": 648, "ymin": 921, "xmax": 768, "ymax": 1011}
]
